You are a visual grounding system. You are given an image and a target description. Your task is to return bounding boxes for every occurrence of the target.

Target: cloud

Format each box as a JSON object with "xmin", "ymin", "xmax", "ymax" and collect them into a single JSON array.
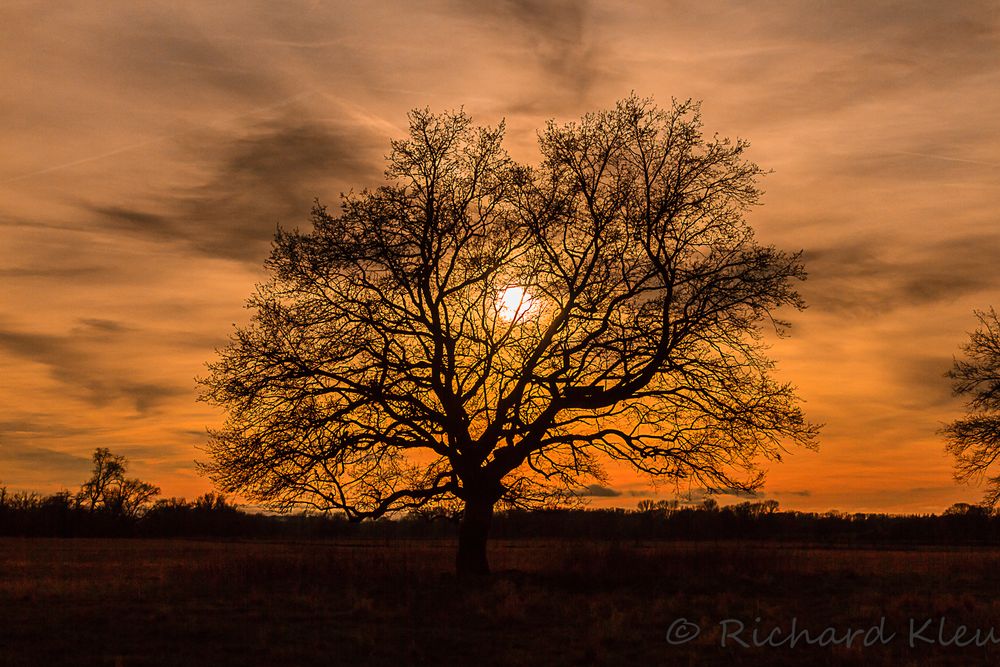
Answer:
[
  {"xmin": 716, "ymin": 488, "xmax": 764, "ymax": 498},
  {"xmin": 729, "ymin": 1, "xmax": 1000, "ymax": 117},
  {"xmin": 0, "ymin": 419, "xmax": 92, "ymax": 442},
  {"xmin": 802, "ymin": 232, "xmax": 1000, "ymax": 317},
  {"xmin": 87, "ymin": 111, "xmax": 386, "ymax": 264},
  {"xmin": 577, "ymin": 484, "xmax": 622, "ymax": 497},
  {"xmin": 771, "ymin": 489, "xmax": 812, "ymax": 498},
  {"xmin": 0, "ymin": 266, "xmax": 104, "ymax": 279},
  {"xmin": 450, "ymin": 0, "xmax": 608, "ymax": 110},
  {"xmin": 665, "ymin": 487, "xmax": 763, "ymax": 504},
  {"xmin": 108, "ymin": 16, "xmax": 283, "ymax": 104},
  {"xmin": 0, "ymin": 442, "xmax": 90, "ymax": 482},
  {"xmin": 74, "ymin": 319, "xmax": 133, "ymax": 335},
  {"xmin": 58, "ymin": 3, "xmax": 291, "ymax": 109},
  {"xmin": 0, "ymin": 324, "xmax": 187, "ymax": 416},
  {"xmin": 0, "ymin": 328, "xmax": 63, "ymax": 361},
  {"xmin": 891, "ymin": 354, "xmax": 961, "ymax": 410}
]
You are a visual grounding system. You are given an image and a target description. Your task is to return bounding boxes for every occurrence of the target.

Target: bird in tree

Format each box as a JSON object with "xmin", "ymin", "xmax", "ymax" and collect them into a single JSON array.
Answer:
[
  {"xmin": 944, "ymin": 308, "xmax": 1000, "ymax": 504},
  {"xmin": 200, "ymin": 95, "xmax": 818, "ymax": 576}
]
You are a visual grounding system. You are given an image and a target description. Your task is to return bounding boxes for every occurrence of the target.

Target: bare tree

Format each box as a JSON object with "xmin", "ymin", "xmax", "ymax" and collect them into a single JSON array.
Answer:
[
  {"xmin": 200, "ymin": 96, "xmax": 818, "ymax": 575},
  {"xmin": 78, "ymin": 447, "xmax": 160, "ymax": 519},
  {"xmin": 944, "ymin": 308, "xmax": 1000, "ymax": 504}
]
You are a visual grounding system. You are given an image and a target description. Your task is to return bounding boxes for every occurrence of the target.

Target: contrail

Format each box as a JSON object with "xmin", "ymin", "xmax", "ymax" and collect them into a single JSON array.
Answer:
[
  {"xmin": 1, "ymin": 139, "xmax": 167, "ymax": 185},
  {"xmin": 0, "ymin": 89, "xmax": 325, "ymax": 186},
  {"xmin": 891, "ymin": 151, "xmax": 999, "ymax": 168}
]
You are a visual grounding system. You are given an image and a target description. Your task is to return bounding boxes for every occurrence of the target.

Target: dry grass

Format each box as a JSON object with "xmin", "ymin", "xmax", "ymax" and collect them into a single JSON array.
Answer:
[{"xmin": 2, "ymin": 538, "xmax": 999, "ymax": 666}]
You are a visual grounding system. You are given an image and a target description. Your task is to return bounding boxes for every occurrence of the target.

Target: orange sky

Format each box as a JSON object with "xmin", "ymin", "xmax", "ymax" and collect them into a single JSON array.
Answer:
[{"xmin": 2, "ymin": 1, "xmax": 999, "ymax": 513}]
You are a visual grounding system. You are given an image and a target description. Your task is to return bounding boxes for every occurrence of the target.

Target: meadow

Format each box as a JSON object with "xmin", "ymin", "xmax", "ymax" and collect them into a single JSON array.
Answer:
[{"xmin": 3, "ymin": 537, "xmax": 1000, "ymax": 666}]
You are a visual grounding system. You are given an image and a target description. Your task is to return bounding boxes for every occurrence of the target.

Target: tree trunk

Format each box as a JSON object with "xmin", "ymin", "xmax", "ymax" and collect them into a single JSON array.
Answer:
[{"xmin": 456, "ymin": 495, "xmax": 494, "ymax": 577}]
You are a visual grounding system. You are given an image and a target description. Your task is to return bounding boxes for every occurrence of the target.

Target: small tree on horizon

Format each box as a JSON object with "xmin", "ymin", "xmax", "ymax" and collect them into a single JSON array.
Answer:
[
  {"xmin": 77, "ymin": 447, "xmax": 160, "ymax": 519},
  {"xmin": 200, "ymin": 96, "xmax": 818, "ymax": 576}
]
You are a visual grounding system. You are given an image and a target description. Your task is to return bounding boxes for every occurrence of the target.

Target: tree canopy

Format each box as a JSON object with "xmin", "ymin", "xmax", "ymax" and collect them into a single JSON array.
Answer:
[
  {"xmin": 944, "ymin": 308, "xmax": 1000, "ymax": 504},
  {"xmin": 200, "ymin": 96, "xmax": 818, "ymax": 574}
]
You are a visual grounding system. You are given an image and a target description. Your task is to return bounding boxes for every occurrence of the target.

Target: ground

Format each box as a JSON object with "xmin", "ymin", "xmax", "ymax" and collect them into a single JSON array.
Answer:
[{"xmin": 2, "ymin": 538, "xmax": 1000, "ymax": 666}]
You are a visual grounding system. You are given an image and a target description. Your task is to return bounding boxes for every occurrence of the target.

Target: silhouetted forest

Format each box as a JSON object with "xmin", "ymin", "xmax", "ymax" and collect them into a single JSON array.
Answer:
[{"xmin": 2, "ymin": 487, "xmax": 998, "ymax": 545}]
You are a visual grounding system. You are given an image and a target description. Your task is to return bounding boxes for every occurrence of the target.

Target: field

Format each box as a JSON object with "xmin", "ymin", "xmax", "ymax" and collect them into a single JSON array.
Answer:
[{"xmin": 3, "ymin": 538, "xmax": 1000, "ymax": 666}]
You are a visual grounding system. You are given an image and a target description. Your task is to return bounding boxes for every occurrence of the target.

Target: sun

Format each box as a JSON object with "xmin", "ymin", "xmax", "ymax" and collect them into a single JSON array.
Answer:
[{"xmin": 497, "ymin": 286, "xmax": 533, "ymax": 321}]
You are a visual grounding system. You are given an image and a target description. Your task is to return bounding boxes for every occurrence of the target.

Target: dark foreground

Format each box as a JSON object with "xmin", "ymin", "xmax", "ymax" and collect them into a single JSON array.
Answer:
[{"xmin": 3, "ymin": 538, "xmax": 1000, "ymax": 666}]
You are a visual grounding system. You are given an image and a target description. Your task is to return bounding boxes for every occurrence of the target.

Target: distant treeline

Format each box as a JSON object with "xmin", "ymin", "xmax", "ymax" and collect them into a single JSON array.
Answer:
[{"xmin": 2, "ymin": 487, "xmax": 1000, "ymax": 545}]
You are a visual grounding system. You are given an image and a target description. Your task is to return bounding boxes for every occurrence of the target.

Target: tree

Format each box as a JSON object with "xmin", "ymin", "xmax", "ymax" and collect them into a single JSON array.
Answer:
[
  {"xmin": 944, "ymin": 308, "xmax": 1000, "ymax": 504},
  {"xmin": 200, "ymin": 96, "xmax": 818, "ymax": 576},
  {"xmin": 78, "ymin": 447, "xmax": 126, "ymax": 510},
  {"xmin": 77, "ymin": 447, "xmax": 160, "ymax": 519}
]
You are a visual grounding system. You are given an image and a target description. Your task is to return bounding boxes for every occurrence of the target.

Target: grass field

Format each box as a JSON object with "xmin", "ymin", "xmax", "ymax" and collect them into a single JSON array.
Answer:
[{"xmin": 3, "ymin": 537, "xmax": 1000, "ymax": 666}]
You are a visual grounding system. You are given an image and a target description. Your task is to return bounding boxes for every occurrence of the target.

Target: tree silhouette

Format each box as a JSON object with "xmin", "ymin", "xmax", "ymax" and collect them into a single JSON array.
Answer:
[
  {"xmin": 944, "ymin": 308, "xmax": 1000, "ymax": 504},
  {"xmin": 77, "ymin": 447, "xmax": 160, "ymax": 519},
  {"xmin": 200, "ymin": 96, "xmax": 818, "ymax": 575}
]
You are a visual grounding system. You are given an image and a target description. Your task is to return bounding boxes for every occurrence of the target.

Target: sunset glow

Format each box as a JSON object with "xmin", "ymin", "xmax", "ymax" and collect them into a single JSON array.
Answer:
[
  {"xmin": 496, "ymin": 286, "xmax": 533, "ymax": 321},
  {"xmin": 2, "ymin": 1, "xmax": 999, "ymax": 515}
]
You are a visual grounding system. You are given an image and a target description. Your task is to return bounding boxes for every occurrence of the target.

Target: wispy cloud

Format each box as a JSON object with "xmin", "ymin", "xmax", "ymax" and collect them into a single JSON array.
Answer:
[
  {"xmin": 888, "ymin": 151, "xmax": 1000, "ymax": 168},
  {"xmin": 0, "ymin": 323, "xmax": 186, "ymax": 416},
  {"xmin": 577, "ymin": 484, "xmax": 622, "ymax": 498},
  {"xmin": 83, "ymin": 110, "xmax": 385, "ymax": 263},
  {"xmin": 802, "ymin": 233, "xmax": 1000, "ymax": 318}
]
